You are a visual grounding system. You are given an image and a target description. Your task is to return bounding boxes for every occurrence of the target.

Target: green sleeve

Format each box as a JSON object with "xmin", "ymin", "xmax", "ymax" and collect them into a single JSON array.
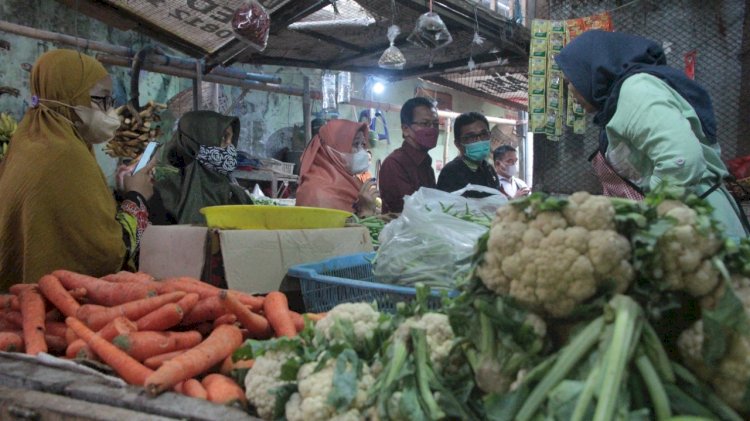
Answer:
[{"xmin": 606, "ymin": 74, "xmax": 706, "ymax": 190}]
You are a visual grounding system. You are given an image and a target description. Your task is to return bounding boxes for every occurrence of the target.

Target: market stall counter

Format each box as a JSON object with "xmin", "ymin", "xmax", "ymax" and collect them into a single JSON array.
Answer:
[{"xmin": 0, "ymin": 352, "xmax": 255, "ymax": 420}]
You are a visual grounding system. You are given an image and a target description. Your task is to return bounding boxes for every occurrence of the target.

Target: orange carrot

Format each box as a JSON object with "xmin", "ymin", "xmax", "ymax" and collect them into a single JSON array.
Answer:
[
  {"xmin": 1, "ymin": 311, "xmax": 23, "ymax": 329},
  {"xmin": 290, "ymin": 311, "xmax": 305, "ymax": 332},
  {"xmin": 9, "ymin": 284, "xmax": 33, "ymax": 295},
  {"xmin": 0, "ymin": 332, "xmax": 23, "ymax": 352},
  {"xmin": 54, "ymin": 270, "xmax": 156, "ymax": 306},
  {"xmin": 67, "ymin": 288, "xmax": 87, "ymax": 301},
  {"xmin": 220, "ymin": 291, "xmax": 272, "ymax": 339},
  {"xmin": 76, "ymin": 304, "xmax": 107, "ymax": 322},
  {"xmin": 0, "ymin": 319, "xmax": 19, "ymax": 332},
  {"xmin": 65, "ymin": 327, "xmax": 77, "ymax": 346},
  {"xmin": 112, "ymin": 331, "xmax": 203, "ymax": 362},
  {"xmin": 38, "ymin": 274, "xmax": 80, "ymax": 318},
  {"xmin": 263, "ymin": 291, "xmax": 296, "ymax": 337},
  {"xmin": 144, "ymin": 324, "xmax": 243, "ymax": 395},
  {"xmin": 143, "ymin": 350, "xmax": 187, "ymax": 370},
  {"xmin": 175, "ymin": 293, "xmax": 200, "ymax": 314},
  {"xmin": 0, "ymin": 295, "xmax": 18, "ymax": 311},
  {"xmin": 219, "ymin": 354, "xmax": 254, "ymax": 376},
  {"xmin": 136, "ymin": 303, "xmax": 184, "ymax": 332},
  {"xmin": 183, "ymin": 378, "xmax": 208, "ymax": 400},
  {"xmin": 181, "ymin": 297, "xmax": 227, "ymax": 325},
  {"xmin": 156, "ymin": 277, "xmax": 264, "ymax": 309},
  {"xmin": 202, "ymin": 373, "xmax": 247, "ymax": 408},
  {"xmin": 45, "ymin": 322, "xmax": 67, "ymax": 338},
  {"xmin": 83, "ymin": 291, "xmax": 186, "ymax": 330},
  {"xmin": 213, "ymin": 314, "xmax": 238, "ymax": 328},
  {"xmin": 66, "ymin": 317, "xmax": 153, "ymax": 385},
  {"xmin": 20, "ymin": 286, "xmax": 47, "ymax": 355},
  {"xmin": 66, "ymin": 317, "xmax": 137, "ymax": 359},
  {"xmin": 102, "ymin": 271, "xmax": 155, "ymax": 284},
  {"xmin": 45, "ymin": 334, "xmax": 67, "ymax": 355}
]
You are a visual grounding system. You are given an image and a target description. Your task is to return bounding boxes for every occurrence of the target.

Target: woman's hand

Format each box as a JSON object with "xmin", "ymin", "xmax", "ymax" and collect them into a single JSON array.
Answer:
[
  {"xmin": 356, "ymin": 179, "xmax": 379, "ymax": 217},
  {"xmin": 514, "ymin": 187, "xmax": 531, "ymax": 198},
  {"xmin": 121, "ymin": 157, "xmax": 157, "ymax": 201}
]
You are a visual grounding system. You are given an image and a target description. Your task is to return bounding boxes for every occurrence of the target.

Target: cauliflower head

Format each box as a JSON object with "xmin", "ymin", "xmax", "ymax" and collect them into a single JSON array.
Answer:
[
  {"xmin": 284, "ymin": 357, "xmax": 375, "ymax": 421},
  {"xmin": 315, "ymin": 303, "xmax": 382, "ymax": 351},
  {"xmin": 392, "ymin": 312, "xmax": 455, "ymax": 370},
  {"xmin": 678, "ymin": 275, "xmax": 750, "ymax": 412},
  {"xmin": 478, "ymin": 193, "xmax": 634, "ymax": 318},
  {"xmin": 245, "ymin": 349, "xmax": 296, "ymax": 420},
  {"xmin": 654, "ymin": 201, "xmax": 723, "ymax": 297}
]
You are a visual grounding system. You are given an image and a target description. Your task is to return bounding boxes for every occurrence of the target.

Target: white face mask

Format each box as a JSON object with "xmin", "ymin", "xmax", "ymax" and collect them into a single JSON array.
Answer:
[
  {"xmin": 506, "ymin": 164, "xmax": 518, "ymax": 177},
  {"xmin": 349, "ymin": 149, "xmax": 370, "ymax": 174},
  {"xmin": 73, "ymin": 106, "xmax": 121, "ymax": 144}
]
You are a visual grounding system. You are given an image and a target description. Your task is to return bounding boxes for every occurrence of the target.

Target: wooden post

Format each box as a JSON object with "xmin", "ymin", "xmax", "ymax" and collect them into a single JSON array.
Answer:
[
  {"xmin": 303, "ymin": 76, "xmax": 312, "ymax": 143},
  {"xmin": 193, "ymin": 60, "xmax": 202, "ymax": 111}
]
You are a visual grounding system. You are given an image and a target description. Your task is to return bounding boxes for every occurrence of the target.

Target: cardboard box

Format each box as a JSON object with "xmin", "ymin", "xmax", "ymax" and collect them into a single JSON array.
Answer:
[{"xmin": 139, "ymin": 225, "xmax": 373, "ymax": 294}]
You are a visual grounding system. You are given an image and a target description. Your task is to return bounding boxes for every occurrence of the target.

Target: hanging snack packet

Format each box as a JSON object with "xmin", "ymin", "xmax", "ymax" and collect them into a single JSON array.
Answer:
[
  {"xmin": 232, "ymin": 0, "xmax": 271, "ymax": 52},
  {"xmin": 379, "ymin": 25, "xmax": 407, "ymax": 70},
  {"xmin": 407, "ymin": 12, "xmax": 453, "ymax": 50}
]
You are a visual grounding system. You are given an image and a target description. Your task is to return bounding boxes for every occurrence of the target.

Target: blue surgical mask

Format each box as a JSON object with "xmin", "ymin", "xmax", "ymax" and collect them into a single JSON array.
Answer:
[{"xmin": 464, "ymin": 139, "xmax": 491, "ymax": 162}]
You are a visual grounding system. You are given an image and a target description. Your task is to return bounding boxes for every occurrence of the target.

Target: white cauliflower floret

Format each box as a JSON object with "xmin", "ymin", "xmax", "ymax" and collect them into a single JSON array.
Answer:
[
  {"xmin": 245, "ymin": 349, "xmax": 296, "ymax": 420},
  {"xmin": 392, "ymin": 313, "xmax": 455, "ymax": 370},
  {"xmin": 284, "ymin": 358, "xmax": 374, "ymax": 421},
  {"xmin": 315, "ymin": 303, "xmax": 381, "ymax": 350},
  {"xmin": 678, "ymin": 276, "xmax": 750, "ymax": 412},
  {"xmin": 655, "ymin": 201, "xmax": 723, "ymax": 297},
  {"xmin": 479, "ymin": 193, "xmax": 634, "ymax": 318}
]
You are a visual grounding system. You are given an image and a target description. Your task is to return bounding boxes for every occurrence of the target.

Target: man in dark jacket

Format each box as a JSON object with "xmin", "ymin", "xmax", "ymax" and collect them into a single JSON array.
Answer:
[{"xmin": 437, "ymin": 112, "xmax": 499, "ymax": 197}]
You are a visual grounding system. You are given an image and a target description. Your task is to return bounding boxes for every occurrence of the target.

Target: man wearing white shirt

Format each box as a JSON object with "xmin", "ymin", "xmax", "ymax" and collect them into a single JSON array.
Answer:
[{"xmin": 493, "ymin": 145, "xmax": 530, "ymax": 199}]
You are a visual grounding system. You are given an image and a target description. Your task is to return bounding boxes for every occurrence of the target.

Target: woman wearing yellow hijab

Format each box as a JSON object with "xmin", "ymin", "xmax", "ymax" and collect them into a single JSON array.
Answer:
[{"xmin": 0, "ymin": 49, "xmax": 155, "ymax": 288}]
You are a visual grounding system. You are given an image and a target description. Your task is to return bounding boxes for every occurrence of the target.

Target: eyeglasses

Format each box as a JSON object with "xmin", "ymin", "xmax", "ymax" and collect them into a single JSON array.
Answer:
[
  {"xmin": 460, "ymin": 130, "xmax": 490, "ymax": 144},
  {"xmin": 91, "ymin": 95, "xmax": 115, "ymax": 111},
  {"xmin": 411, "ymin": 120, "xmax": 440, "ymax": 129}
]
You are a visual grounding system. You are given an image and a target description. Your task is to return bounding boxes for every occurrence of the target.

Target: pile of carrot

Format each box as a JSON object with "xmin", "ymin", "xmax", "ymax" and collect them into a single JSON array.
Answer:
[{"xmin": 0, "ymin": 269, "xmax": 324, "ymax": 408}]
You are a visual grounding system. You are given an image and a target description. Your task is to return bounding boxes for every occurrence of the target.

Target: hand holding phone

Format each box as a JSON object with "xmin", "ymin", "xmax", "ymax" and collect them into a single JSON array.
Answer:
[{"xmin": 131, "ymin": 142, "xmax": 160, "ymax": 176}]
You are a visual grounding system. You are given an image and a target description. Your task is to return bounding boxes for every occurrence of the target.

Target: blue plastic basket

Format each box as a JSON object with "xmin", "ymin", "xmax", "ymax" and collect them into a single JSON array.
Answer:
[{"xmin": 288, "ymin": 252, "xmax": 455, "ymax": 313}]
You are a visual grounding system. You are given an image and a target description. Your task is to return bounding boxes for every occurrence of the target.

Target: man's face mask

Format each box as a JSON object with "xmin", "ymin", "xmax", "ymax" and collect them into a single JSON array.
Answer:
[
  {"xmin": 463, "ymin": 139, "xmax": 491, "ymax": 162},
  {"xmin": 197, "ymin": 143, "xmax": 238, "ymax": 175}
]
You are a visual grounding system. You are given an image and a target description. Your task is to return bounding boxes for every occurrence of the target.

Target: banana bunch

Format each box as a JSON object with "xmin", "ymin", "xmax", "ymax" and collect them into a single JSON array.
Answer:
[{"xmin": 0, "ymin": 112, "xmax": 18, "ymax": 161}]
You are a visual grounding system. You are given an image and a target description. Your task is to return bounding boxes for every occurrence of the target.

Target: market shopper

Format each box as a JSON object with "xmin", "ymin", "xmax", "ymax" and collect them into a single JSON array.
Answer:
[
  {"xmin": 378, "ymin": 97, "xmax": 438, "ymax": 213},
  {"xmin": 556, "ymin": 30, "xmax": 748, "ymax": 238},
  {"xmin": 0, "ymin": 49, "xmax": 155, "ymax": 287},
  {"xmin": 149, "ymin": 110, "xmax": 251, "ymax": 225},
  {"xmin": 436, "ymin": 112, "xmax": 499, "ymax": 196},
  {"xmin": 296, "ymin": 119, "xmax": 378, "ymax": 217},
  {"xmin": 494, "ymin": 145, "xmax": 530, "ymax": 199}
]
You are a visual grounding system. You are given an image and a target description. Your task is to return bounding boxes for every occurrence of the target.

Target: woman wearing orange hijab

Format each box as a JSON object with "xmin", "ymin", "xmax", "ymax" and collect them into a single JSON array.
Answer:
[
  {"xmin": 0, "ymin": 49, "xmax": 155, "ymax": 287},
  {"xmin": 296, "ymin": 119, "xmax": 378, "ymax": 216}
]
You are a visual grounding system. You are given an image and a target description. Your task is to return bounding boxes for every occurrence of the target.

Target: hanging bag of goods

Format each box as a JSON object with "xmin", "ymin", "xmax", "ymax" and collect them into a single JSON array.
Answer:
[
  {"xmin": 407, "ymin": 11, "xmax": 453, "ymax": 50},
  {"xmin": 232, "ymin": 0, "xmax": 271, "ymax": 52},
  {"xmin": 378, "ymin": 25, "xmax": 407, "ymax": 70}
]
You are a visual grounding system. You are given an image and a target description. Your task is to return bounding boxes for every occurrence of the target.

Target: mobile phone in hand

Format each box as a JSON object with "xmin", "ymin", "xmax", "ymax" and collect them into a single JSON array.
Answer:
[{"xmin": 131, "ymin": 142, "xmax": 160, "ymax": 176}]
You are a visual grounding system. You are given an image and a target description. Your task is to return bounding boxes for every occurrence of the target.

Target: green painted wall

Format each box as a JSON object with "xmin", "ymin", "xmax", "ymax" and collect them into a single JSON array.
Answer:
[{"xmin": 0, "ymin": 0, "xmax": 514, "ymax": 187}]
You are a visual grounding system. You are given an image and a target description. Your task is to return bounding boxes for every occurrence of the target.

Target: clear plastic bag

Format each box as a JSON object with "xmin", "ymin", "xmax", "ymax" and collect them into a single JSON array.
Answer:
[
  {"xmin": 407, "ymin": 12, "xmax": 453, "ymax": 50},
  {"xmin": 378, "ymin": 25, "xmax": 406, "ymax": 70},
  {"xmin": 232, "ymin": 0, "xmax": 271, "ymax": 52},
  {"xmin": 372, "ymin": 187, "xmax": 505, "ymax": 289},
  {"xmin": 321, "ymin": 71, "xmax": 337, "ymax": 111}
]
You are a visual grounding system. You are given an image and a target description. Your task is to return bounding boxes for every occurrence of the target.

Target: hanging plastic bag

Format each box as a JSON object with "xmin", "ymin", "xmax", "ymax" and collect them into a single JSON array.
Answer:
[
  {"xmin": 321, "ymin": 71, "xmax": 337, "ymax": 111},
  {"xmin": 378, "ymin": 25, "xmax": 406, "ymax": 70},
  {"xmin": 407, "ymin": 12, "xmax": 453, "ymax": 50},
  {"xmin": 337, "ymin": 71, "xmax": 351, "ymax": 104},
  {"xmin": 232, "ymin": 0, "xmax": 271, "ymax": 52},
  {"xmin": 372, "ymin": 187, "xmax": 506, "ymax": 289}
]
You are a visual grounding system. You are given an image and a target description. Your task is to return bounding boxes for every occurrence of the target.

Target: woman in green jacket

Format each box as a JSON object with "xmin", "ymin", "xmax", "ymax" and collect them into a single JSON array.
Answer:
[{"xmin": 556, "ymin": 30, "xmax": 748, "ymax": 239}]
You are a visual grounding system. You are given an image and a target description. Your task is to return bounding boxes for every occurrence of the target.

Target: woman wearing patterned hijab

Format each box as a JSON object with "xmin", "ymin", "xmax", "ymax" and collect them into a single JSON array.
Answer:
[
  {"xmin": 151, "ymin": 110, "xmax": 251, "ymax": 225},
  {"xmin": 0, "ymin": 49, "xmax": 155, "ymax": 287}
]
